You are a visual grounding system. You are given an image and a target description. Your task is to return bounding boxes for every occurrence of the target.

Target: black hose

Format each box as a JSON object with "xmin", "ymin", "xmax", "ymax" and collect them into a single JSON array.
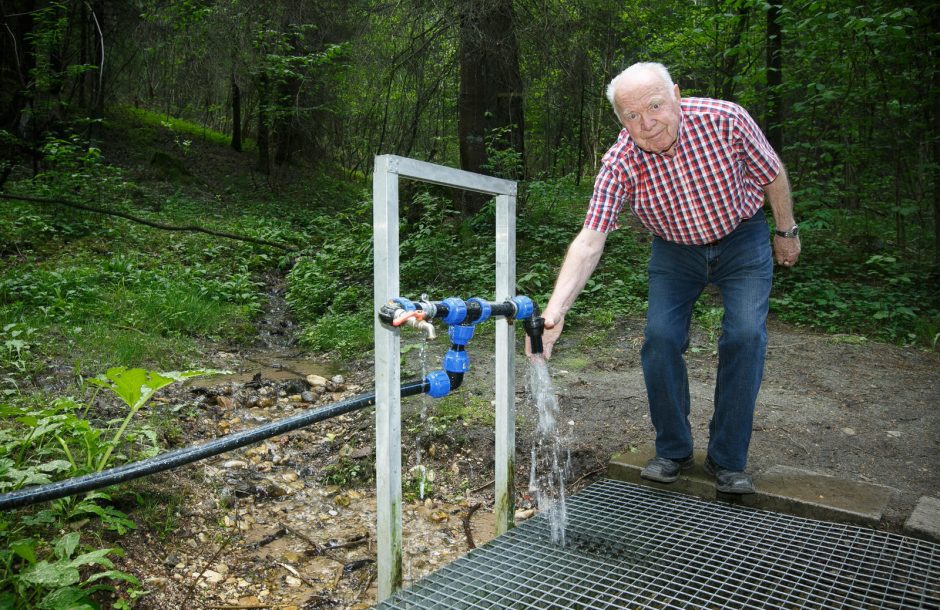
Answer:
[{"xmin": 0, "ymin": 380, "xmax": 429, "ymax": 511}]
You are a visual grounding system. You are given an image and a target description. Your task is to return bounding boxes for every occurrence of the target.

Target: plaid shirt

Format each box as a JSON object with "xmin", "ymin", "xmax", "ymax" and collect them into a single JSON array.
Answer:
[{"xmin": 584, "ymin": 97, "xmax": 781, "ymax": 245}]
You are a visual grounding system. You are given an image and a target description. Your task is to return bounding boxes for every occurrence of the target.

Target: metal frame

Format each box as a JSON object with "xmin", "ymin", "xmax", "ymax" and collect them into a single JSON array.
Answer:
[{"xmin": 373, "ymin": 155, "xmax": 518, "ymax": 601}]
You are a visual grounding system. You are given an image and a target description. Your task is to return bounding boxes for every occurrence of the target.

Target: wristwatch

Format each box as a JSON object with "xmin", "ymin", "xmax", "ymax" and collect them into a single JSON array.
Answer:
[{"xmin": 775, "ymin": 225, "xmax": 799, "ymax": 238}]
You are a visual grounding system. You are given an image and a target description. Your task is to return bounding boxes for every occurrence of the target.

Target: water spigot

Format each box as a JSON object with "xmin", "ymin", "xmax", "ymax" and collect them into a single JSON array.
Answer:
[{"xmin": 523, "ymin": 315, "xmax": 545, "ymax": 355}]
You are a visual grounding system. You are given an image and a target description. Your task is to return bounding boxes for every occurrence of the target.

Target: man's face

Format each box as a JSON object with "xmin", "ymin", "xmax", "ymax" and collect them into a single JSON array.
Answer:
[{"xmin": 613, "ymin": 76, "xmax": 682, "ymax": 156}]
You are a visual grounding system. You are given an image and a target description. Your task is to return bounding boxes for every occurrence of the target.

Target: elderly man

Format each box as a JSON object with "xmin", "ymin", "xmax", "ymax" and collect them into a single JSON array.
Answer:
[{"xmin": 536, "ymin": 62, "xmax": 800, "ymax": 494}]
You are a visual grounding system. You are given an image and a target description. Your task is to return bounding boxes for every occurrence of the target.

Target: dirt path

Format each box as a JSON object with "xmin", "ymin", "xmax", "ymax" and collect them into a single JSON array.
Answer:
[{"xmin": 120, "ymin": 317, "xmax": 939, "ymax": 609}]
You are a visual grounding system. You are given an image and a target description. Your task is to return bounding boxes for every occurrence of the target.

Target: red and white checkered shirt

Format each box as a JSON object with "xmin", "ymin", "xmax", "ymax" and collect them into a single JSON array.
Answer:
[{"xmin": 584, "ymin": 97, "xmax": 781, "ymax": 245}]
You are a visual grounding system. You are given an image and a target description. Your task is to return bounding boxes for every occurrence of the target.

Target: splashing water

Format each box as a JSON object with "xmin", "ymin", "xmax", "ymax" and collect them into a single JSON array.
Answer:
[
  {"xmin": 415, "ymin": 337, "xmax": 430, "ymax": 500},
  {"xmin": 526, "ymin": 356, "xmax": 568, "ymax": 545}
]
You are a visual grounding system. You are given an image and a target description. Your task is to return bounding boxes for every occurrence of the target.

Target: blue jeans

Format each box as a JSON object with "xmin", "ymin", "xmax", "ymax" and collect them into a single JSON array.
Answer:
[{"xmin": 641, "ymin": 209, "xmax": 773, "ymax": 471}]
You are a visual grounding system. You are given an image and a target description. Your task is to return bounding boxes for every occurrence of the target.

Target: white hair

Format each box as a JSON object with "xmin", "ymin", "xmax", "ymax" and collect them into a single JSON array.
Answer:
[{"xmin": 605, "ymin": 62, "xmax": 676, "ymax": 111}]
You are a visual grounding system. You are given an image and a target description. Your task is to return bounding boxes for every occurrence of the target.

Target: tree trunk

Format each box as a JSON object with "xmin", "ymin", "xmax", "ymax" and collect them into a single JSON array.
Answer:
[
  {"xmin": 765, "ymin": 0, "xmax": 783, "ymax": 153},
  {"xmin": 256, "ymin": 73, "xmax": 271, "ymax": 174},
  {"xmin": 457, "ymin": 0, "xmax": 525, "ymax": 215},
  {"xmin": 88, "ymin": 0, "xmax": 105, "ymax": 141},
  {"xmin": 274, "ymin": 75, "xmax": 301, "ymax": 166},
  {"xmin": 231, "ymin": 72, "xmax": 242, "ymax": 152}
]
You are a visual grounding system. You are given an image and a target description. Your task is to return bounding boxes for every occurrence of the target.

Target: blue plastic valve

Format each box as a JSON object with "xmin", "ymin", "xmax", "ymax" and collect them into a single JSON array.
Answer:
[
  {"xmin": 443, "ymin": 349, "xmax": 470, "ymax": 373},
  {"xmin": 441, "ymin": 297, "xmax": 467, "ymax": 325},
  {"xmin": 467, "ymin": 297, "xmax": 492, "ymax": 325},
  {"xmin": 449, "ymin": 324, "xmax": 475, "ymax": 346},
  {"xmin": 512, "ymin": 295, "xmax": 534, "ymax": 319},
  {"xmin": 425, "ymin": 370, "xmax": 451, "ymax": 398}
]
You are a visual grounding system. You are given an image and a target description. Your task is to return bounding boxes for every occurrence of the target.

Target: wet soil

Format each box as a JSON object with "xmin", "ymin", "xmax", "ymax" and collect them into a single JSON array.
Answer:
[{"xmin": 114, "ymin": 314, "xmax": 938, "ymax": 610}]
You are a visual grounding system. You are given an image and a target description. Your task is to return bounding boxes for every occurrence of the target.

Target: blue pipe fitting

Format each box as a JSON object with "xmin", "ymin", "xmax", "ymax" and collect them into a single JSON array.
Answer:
[
  {"xmin": 425, "ymin": 370, "xmax": 451, "ymax": 398},
  {"xmin": 441, "ymin": 297, "xmax": 467, "ymax": 325},
  {"xmin": 467, "ymin": 297, "xmax": 491, "ymax": 325},
  {"xmin": 443, "ymin": 349, "xmax": 470, "ymax": 374},
  {"xmin": 448, "ymin": 324, "xmax": 475, "ymax": 346},
  {"xmin": 392, "ymin": 297, "xmax": 416, "ymax": 312},
  {"xmin": 512, "ymin": 295, "xmax": 534, "ymax": 320}
]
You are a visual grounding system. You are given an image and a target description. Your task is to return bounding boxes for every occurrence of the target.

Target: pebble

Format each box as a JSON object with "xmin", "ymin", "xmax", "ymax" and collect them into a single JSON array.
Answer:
[
  {"xmin": 202, "ymin": 569, "xmax": 224, "ymax": 584},
  {"xmin": 841, "ymin": 427, "xmax": 856, "ymax": 436},
  {"xmin": 223, "ymin": 460, "xmax": 248, "ymax": 469},
  {"xmin": 307, "ymin": 374, "xmax": 328, "ymax": 387}
]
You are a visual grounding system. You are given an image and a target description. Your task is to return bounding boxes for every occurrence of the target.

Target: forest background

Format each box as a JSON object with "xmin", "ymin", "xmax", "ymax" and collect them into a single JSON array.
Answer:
[{"xmin": 0, "ymin": 0, "xmax": 938, "ymax": 608}]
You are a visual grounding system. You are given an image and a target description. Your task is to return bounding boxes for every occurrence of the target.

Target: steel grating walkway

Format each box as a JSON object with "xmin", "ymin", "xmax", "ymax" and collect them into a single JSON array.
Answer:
[{"xmin": 375, "ymin": 479, "xmax": 940, "ymax": 609}]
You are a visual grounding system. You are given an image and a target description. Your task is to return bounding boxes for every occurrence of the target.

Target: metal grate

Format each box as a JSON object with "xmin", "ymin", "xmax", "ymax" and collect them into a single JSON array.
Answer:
[{"xmin": 375, "ymin": 479, "xmax": 940, "ymax": 609}]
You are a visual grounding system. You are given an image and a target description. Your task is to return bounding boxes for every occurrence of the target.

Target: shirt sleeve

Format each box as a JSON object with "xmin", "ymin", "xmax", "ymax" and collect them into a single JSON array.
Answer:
[
  {"xmin": 584, "ymin": 156, "xmax": 628, "ymax": 233},
  {"xmin": 732, "ymin": 105, "xmax": 781, "ymax": 185}
]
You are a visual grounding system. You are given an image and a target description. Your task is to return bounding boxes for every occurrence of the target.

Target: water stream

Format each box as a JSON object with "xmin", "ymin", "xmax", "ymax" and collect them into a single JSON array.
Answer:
[{"xmin": 526, "ymin": 356, "xmax": 568, "ymax": 545}]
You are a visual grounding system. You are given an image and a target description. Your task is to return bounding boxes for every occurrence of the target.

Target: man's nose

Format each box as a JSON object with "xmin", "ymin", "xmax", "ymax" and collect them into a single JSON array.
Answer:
[{"xmin": 640, "ymin": 114, "xmax": 656, "ymax": 131}]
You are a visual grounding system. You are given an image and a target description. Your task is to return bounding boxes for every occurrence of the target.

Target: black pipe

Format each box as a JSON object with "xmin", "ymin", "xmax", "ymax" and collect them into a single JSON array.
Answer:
[{"xmin": 0, "ymin": 380, "xmax": 430, "ymax": 511}]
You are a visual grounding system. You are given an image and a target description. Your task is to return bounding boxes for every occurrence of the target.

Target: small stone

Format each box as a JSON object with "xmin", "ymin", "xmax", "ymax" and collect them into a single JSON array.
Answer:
[
  {"xmin": 841, "ymin": 427, "xmax": 856, "ymax": 436},
  {"xmin": 301, "ymin": 391, "xmax": 316, "ymax": 402},
  {"xmin": 285, "ymin": 575, "xmax": 302, "ymax": 587},
  {"xmin": 163, "ymin": 553, "xmax": 181, "ymax": 567},
  {"xmin": 223, "ymin": 460, "xmax": 248, "ymax": 469},
  {"xmin": 307, "ymin": 374, "xmax": 328, "ymax": 387},
  {"xmin": 429, "ymin": 510, "xmax": 448, "ymax": 522},
  {"xmin": 202, "ymin": 569, "xmax": 224, "ymax": 584},
  {"xmin": 514, "ymin": 508, "xmax": 537, "ymax": 521},
  {"xmin": 887, "ymin": 430, "xmax": 901, "ymax": 438},
  {"xmin": 289, "ymin": 394, "xmax": 302, "ymax": 402},
  {"xmin": 216, "ymin": 395, "xmax": 235, "ymax": 409}
]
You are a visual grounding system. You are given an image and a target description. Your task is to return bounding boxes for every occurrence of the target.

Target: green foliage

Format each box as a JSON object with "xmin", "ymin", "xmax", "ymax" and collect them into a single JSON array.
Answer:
[
  {"xmin": 0, "ymin": 366, "xmax": 214, "ymax": 609},
  {"xmin": 120, "ymin": 106, "xmax": 237, "ymax": 148},
  {"xmin": 0, "ymin": 530, "xmax": 142, "ymax": 610},
  {"xmin": 87, "ymin": 367, "xmax": 223, "ymax": 471},
  {"xmin": 320, "ymin": 456, "xmax": 373, "ymax": 488}
]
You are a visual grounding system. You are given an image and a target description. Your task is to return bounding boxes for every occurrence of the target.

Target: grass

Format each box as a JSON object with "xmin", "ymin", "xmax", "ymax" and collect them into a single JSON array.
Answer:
[{"xmin": 119, "ymin": 106, "xmax": 248, "ymax": 149}]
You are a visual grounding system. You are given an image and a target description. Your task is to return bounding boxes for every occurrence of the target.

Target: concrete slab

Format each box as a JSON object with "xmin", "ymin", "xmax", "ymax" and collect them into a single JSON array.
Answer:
[
  {"xmin": 608, "ymin": 445, "xmax": 898, "ymax": 528},
  {"xmin": 904, "ymin": 496, "xmax": 940, "ymax": 543}
]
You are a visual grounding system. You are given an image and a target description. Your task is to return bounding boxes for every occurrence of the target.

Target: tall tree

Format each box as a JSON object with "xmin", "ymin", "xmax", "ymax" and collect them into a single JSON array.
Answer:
[
  {"xmin": 457, "ymin": 0, "xmax": 524, "ymax": 215},
  {"xmin": 765, "ymin": 0, "xmax": 783, "ymax": 153}
]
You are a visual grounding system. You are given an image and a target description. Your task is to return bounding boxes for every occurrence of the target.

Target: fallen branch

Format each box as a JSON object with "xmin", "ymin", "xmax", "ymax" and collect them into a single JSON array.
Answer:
[
  {"xmin": 468, "ymin": 479, "xmax": 494, "ymax": 494},
  {"xmin": 0, "ymin": 192, "xmax": 297, "ymax": 251},
  {"xmin": 463, "ymin": 502, "xmax": 482, "ymax": 549},
  {"xmin": 570, "ymin": 466, "xmax": 607, "ymax": 491}
]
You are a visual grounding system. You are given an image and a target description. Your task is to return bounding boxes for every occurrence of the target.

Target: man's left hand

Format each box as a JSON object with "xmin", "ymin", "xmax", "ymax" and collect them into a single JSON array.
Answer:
[{"xmin": 773, "ymin": 235, "xmax": 801, "ymax": 267}]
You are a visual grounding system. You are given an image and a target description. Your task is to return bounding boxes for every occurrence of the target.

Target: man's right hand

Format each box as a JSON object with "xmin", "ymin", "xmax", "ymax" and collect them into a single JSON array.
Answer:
[{"xmin": 528, "ymin": 314, "xmax": 564, "ymax": 359}]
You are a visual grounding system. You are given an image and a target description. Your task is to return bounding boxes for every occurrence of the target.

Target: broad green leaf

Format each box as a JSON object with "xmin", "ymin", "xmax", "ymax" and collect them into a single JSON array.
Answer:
[
  {"xmin": 37, "ymin": 586, "xmax": 95, "ymax": 610},
  {"xmin": 85, "ymin": 568, "xmax": 141, "ymax": 585},
  {"xmin": 68, "ymin": 547, "xmax": 115, "ymax": 570},
  {"xmin": 37, "ymin": 459, "xmax": 73, "ymax": 473},
  {"xmin": 10, "ymin": 538, "xmax": 37, "ymax": 564},
  {"xmin": 18, "ymin": 560, "xmax": 81, "ymax": 587},
  {"xmin": 55, "ymin": 532, "xmax": 81, "ymax": 560}
]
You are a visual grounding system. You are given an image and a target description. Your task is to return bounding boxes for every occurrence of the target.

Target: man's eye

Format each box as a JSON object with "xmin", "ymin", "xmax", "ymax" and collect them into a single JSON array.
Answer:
[
  {"xmin": 625, "ymin": 112, "xmax": 638, "ymax": 121},
  {"xmin": 651, "ymin": 103, "xmax": 661, "ymax": 111}
]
